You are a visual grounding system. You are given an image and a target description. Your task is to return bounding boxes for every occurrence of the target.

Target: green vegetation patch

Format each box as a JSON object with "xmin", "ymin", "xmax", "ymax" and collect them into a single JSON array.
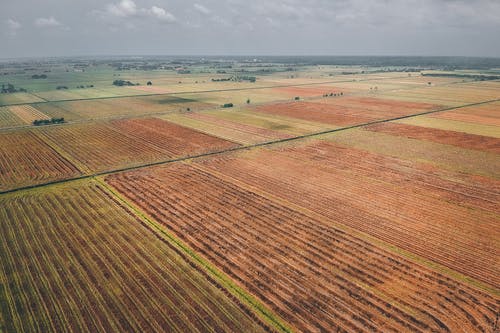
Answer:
[{"xmin": 156, "ymin": 96, "xmax": 196, "ymax": 104}]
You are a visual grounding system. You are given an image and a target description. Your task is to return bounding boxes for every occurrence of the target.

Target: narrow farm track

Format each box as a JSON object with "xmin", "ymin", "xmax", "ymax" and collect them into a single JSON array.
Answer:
[
  {"xmin": 0, "ymin": 181, "xmax": 270, "ymax": 333},
  {"xmin": 106, "ymin": 163, "xmax": 500, "ymax": 333},
  {"xmin": 1, "ymin": 97, "xmax": 499, "ymax": 196}
]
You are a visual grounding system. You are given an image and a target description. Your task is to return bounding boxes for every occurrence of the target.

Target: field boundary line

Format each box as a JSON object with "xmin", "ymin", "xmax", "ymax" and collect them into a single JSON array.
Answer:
[
  {"xmin": 0, "ymin": 74, "xmax": 420, "ymax": 107},
  {"xmin": 193, "ymin": 163, "xmax": 500, "ymax": 296},
  {"xmin": 0, "ymin": 75, "xmax": 468, "ymax": 133},
  {"xmin": 94, "ymin": 176, "xmax": 294, "ymax": 333},
  {"xmin": 1, "ymin": 97, "xmax": 499, "ymax": 195},
  {"xmin": 30, "ymin": 129, "xmax": 89, "ymax": 173}
]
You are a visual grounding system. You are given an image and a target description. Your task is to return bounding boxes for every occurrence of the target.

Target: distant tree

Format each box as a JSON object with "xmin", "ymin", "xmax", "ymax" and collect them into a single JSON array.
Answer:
[
  {"xmin": 246, "ymin": 98, "xmax": 251, "ymax": 104},
  {"xmin": 222, "ymin": 103, "xmax": 234, "ymax": 108},
  {"xmin": 31, "ymin": 74, "xmax": 47, "ymax": 79},
  {"xmin": 294, "ymin": 96, "xmax": 300, "ymax": 101},
  {"xmin": 186, "ymin": 107, "xmax": 191, "ymax": 112},
  {"xmin": 147, "ymin": 81, "xmax": 152, "ymax": 86},
  {"xmin": 428, "ymin": 82, "xmax": 432, "ymax": 86}
]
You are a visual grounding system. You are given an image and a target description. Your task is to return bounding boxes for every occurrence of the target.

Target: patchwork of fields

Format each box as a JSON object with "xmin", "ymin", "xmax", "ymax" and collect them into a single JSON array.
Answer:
[{"xmin": 1, "ymin": 63, "xmax": 499, "ymax": 333}]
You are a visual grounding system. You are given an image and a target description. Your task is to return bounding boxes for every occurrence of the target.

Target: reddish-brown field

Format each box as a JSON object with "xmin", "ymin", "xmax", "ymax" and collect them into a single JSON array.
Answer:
[
  {"xmin": 255, "ymin": 97, "xmax": 440, "ymax": 127},
  {"xmin": 106, "ymin": 162, "xmax": 500, "ymax": 333},
  {"xmin": 365, "ymin": 122, "xmax": 500, "ymax": 153},
  {"xmin": 110, "ymin": 118, "xmax": 239, "ymax": 155},
  {"xmin": 191, "ymin": 141, "xmax": 500, "ymax": 287},
  {"xmin": 320, "ymin": 96, "xmax": 440, "ymax": 116},
  {"xmin": 255, "ymin": 101, "xmax": 374, "ymax": 126},
  {"xmin": 0, "ymin": 130, "xmax": 80, "ymax": 191}
]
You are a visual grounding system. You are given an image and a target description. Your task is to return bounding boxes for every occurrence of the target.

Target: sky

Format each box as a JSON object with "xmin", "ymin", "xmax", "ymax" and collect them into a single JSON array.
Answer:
[{"xmin": 2, "ymin": 0, "xmax": 500, "ymax": 58}]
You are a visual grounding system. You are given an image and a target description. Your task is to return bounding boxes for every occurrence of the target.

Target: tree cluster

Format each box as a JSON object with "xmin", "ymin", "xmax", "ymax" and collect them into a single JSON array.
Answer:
[
  {"xmin": 32, "ymin": 74, "xmax": 48, "ymax": 79},
  {"xmin": 113, "ymin": 80, "xmax": 139, "ymax": 86},
  {"xmin": 1, "ymin": 83, "xmax": 27, "ymax": 93},
  {"xmin": 323, "ymin": 92, "xmax": 343, "ymax": 97},
  {"xmin": 33, "ymin": 117, "xmax": 65, "ymax": 126}
]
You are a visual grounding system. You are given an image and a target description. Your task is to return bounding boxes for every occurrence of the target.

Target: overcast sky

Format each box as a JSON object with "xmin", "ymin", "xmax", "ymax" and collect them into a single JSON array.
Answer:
[{"xmin": 2, "ymin": 0, "xmax": 500, "ymax": 58}]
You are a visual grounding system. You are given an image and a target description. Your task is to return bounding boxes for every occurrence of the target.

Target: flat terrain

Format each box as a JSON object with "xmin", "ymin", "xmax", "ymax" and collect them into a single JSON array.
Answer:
[
  {"xmin": 0, "ymin": 180, "xmax": 268, "ymax": 333},
  {"xmin": 106, "ymin": 161, "xmax": 499, "ymax": 332},
  {"xmin": 0, "ymin": 130, "xmax": 80, "ymax": 191},
  {"xmin": 0, "ymin": 59, "xmax": 499, "ymax": 332}
]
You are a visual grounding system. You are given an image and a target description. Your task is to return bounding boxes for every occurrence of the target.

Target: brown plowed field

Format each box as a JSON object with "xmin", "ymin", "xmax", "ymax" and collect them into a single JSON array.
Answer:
[
  {"xmin": 36, "ymin": 122, "xmax": 167, "ymax": 173},
  {"xmin": 0, "ymin": 130, "xmax": 80, "ymax": 191},
  {"xmin": 106, "ymin": 163, "xmax": 500, "ymax": 333},
  {"xmin": 192, "ymin": 141, "xmax": 500, "ymax": 287},
  {"xmin": 365, "ymin": 122, "xmax": 500, "ymax": 153},
  {"xmin": 110, "ymin": 118, "xmax": 239, "ymax": 156},
  {"xmin": 0, "ymin": 180, "xmax": 267, "ymax": 333},
  {"xmin": 319, "ymin": 96, "xmax": 440, "ymax": 115},
  {"xmin": 255, "ymin": 97, "xmax": 440, "ymax": 127},
  {"xmin": 255, "ymin": 101, "xmax": 374, "ymax": 126}
]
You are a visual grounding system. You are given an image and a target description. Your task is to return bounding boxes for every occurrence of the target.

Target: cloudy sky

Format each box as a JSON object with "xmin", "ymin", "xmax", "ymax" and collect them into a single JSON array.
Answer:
[{"xmin": 2, "ymin": 0, "xmax": 500, "ymax": 58}]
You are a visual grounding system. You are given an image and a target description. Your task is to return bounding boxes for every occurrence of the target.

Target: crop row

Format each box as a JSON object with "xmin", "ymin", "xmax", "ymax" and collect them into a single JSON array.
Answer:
[
  {"xmin": 365, "ymin": 122, "xmax": 500, "ymax": 153},
  {"xmin": 110, "ymin": 118, "xmax": 238, "ymax": 156},
  {"xmin": 106, "ymin": 163, "xmax": 499, "ymax": 333},
  {"xmin": 0, "ymin": 107, "xmax": 24, "ymax": 128},
  {"xmin": 0, "ymin": 180, "xmax": 267, "ymax": 333},
  {"xmin": 0, "ymin": 130, "xmax": 80, "ymax": 191},
  {"xmin": 8, "ymin": 105, "xmax": 50, "ymax": 124},
  {"xmin": 193, "ymin": 141, "xmax": 499, "ymax": 286}
]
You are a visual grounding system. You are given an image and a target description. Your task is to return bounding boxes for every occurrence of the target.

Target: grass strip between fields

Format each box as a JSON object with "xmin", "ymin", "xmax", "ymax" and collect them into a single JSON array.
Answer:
[{"xmin": 94, "ymin": 177, "xmax": 294, "ymax": 333}]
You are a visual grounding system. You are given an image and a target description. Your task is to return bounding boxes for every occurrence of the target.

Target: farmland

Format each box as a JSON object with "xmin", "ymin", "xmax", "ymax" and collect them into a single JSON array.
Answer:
[
  {"xmin": 34, "ymin": 119, "xmax": 236, "ymax": 174},
  {"xmin": 0, "ymin": 56, "xmax": 499, "ymax": 332},
  {"xmin": 106, "ymin": 161, "xmax": 499, "ymax": 332},
  {"xmin": 0, "ymin": 180, "xmax": 268, "ymax": 333},
  {"xmin": 8, "ymin": 105, "xmax": 50, "ymax": 124},
  {"xmin": 0, "ymin": 130, "xmax": 80, "ymax": 191}
]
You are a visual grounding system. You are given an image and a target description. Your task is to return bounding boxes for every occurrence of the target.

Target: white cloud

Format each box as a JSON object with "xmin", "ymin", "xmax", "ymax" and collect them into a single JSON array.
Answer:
[
  {"xmin": 107, "ymin": 0, "xmax": 137, "ymax": 18},
  {"xmin": 34, "ymin": 17, "xmax": 62, "ymax": 28},
  {"xmin": 194, "ymin": 3, "xmax": 212, "ymax": 15},
  {"xmin": 5, "ymin": 19, "xmax": 21, "ymax": 36},
  {"xmin": 101, "ymin": 0, "xmax": 176, "ymax": 24},
  {"xmin": 148, "ymin": 6, "xmax": 176, "ymax": 23}
]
